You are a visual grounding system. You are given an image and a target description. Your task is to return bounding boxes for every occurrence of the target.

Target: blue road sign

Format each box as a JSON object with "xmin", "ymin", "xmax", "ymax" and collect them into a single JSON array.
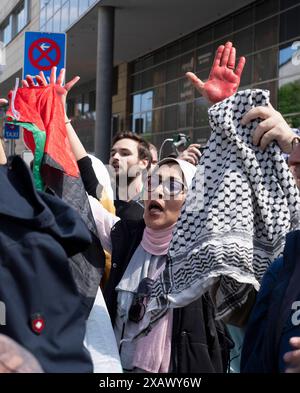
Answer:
[
  {"xmin": 23, "ymin": 32, "xmax": 66, "ymax": 80},
  {"xmin": 4, "ymin": 123, "xmax": 20, "ymax": 139}
]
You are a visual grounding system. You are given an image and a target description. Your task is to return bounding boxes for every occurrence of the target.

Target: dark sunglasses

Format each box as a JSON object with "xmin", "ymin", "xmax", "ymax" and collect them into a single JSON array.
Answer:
[{"xmin": 128, "ymin": 277, "xmax": 154, "ymax": 323}]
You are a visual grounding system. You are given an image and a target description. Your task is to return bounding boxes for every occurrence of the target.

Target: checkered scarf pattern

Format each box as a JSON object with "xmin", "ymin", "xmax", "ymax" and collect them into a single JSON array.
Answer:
[{"xmin": 145, "ymin": 89, "xmax": 300, "ymax": 328}]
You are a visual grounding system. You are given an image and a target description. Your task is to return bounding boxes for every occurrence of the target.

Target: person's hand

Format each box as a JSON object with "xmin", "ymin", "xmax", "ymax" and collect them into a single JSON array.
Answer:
[
  {"xmin": 178, "ymin": 144, "xmax": 202, "ymax": 166},
  {"xmin": 241, "ymin": 103, "xmax": 295, "ymax": 153},
  {"xmin": 22, "ymin": 67, "xmax": 80, "ymax": 118},
  {"xmin": 0, "ymin": 98, "xmax": 7, "ymax": 106},
  {"xmin": 0, "ymin": 334, "xmax": 43, "ymax": 373},
  {"xmin": 284, "ymin": 337, "xmax": 300, "ymax": 373},
  {"xmin": 186, "ymin": 41, "xmax": 245, "ymax": 105}
]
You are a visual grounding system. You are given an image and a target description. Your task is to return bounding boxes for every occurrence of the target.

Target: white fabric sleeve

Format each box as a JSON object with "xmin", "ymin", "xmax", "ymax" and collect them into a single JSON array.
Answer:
[
  {"xmin": 88, "ymin": 195, "xmax": 120, "ymax": 253},
  {"xmin": 84, "ymin": 288, "xmax": 123, "ymax": 373}
]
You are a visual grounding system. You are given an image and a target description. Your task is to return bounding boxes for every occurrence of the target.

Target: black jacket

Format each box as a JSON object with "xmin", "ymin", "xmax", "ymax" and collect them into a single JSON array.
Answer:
[
  {"xmin": 104, "ymin": 218, "xmax": 232, "ymax": 373},
  {"xmin": 0, "ymin": 157, "xmax": 93, "ymax": 373}
]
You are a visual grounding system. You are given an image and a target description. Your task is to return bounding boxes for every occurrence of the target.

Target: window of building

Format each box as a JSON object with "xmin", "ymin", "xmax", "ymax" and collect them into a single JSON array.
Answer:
[
  {"xmin": 233, "ymin": 6, "xmax": 253, "ymax": 31},
  {"xmin": 196, "ymin": 44, "xmax": 213, "ymax": 72},
  {"xmin": 132, "ymin": 90, "xmax": 153, "ymax": 133},
  {"xmin": 79, "ymin": 0, "xmax": 89, "ymax": 16},
  {"xmin": 164, "ymin": 105, "xmax": 177, "ymax": 131},
  {"xmin": 89, "ymin": 91, "xmax": 96, "ymax": 112},
  {"xmin": 278, "ymin": 41, "xmax": 300, "ymax": 127},
  {"xmin": 45, "ymin": 0, "xmax": 53, "ymax": 21},
  {"xmin": 112, "ymin": 66, "xmax": 118, "ymax": 96},
  {"xmin": 255, "ymin": 0, "xmax": 279, "ymax": 21},
  {"xmin": 53, "ymin": 0, "xmax": 61, "ymax": 14},
  {"xmin": 153, "ymin": 85, "xmax": 165, "ymax": 108},
  {"xmin": 60, "ymin": 1, "xmax": 70, "ymax": 32},
  {"xmin": 40, "ymin": 6, "xmax": 46, "ymax": 29},
  {"xmin": 233, "ymin": 27, "xmax": 254, "ymax": 56},
  {"xmin": 70, "ymin": 0, "xmax": 79, "ymax": 25},
  {"xmin": 15, "ymin": 1, "xmax": 27, "ymax": 33},
  {"xmin": 280, "ymin": 0, "xmax": 300, "ymax": 9},
  {"xmin": 46, "ymin": 17, "xmax": 53, "ymax": 32},
  {"xmin": 82, "ymin": 93, "xmax": 90, "ymax": 116},
  {"xmin": 66, "ymin": 99, "xmax": 75, "ymax": 118},
  {"xmin": 40, "ymin": 0, "xmax": 94, "ymax": 32},
  {"xmin": 129, "ymin": 0, "xmax": 300, "ymax": 146},
  {"xmin": 280, "ymin": 4, "xmax": 300, "ymax": 42},
  {"xmin": 1, "ymin": 18, "xmax": 12, "ymax": 46},
  {"xmin": 214, "ymin": 17, "xmax": 233, "ymax": 39},
  {"xmin": 53, "ymin": 11, "xmax": 61, "ymax": 32},
  {"xmin": 0, "ymin": 1, "xmax": 29, "ymax": 45},
  {"xmin": 166, "ymin": 81, "xmax": 178, "ymax": 105}
]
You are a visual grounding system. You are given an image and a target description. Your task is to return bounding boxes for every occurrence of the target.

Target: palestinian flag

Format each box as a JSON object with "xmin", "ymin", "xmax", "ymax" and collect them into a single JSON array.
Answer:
[{"xmin": 6, "ymin": 84, "xmax": 105, "ymax": 315}]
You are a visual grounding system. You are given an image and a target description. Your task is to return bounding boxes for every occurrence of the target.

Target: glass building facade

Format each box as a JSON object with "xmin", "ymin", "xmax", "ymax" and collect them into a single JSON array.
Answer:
[
  {"xmin": 40, "ymin": 0, "xmax": 97, "ymax": 32},
  {"xmin": 130, "ymin": 0, "xmax": 300, "ymax": 147},
  {"xmin": 0, "ymin": 0, "xmax": 30, "ymax": 46}
]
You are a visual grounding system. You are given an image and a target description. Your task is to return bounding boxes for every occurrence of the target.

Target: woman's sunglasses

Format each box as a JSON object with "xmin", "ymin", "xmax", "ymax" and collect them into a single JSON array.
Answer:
[
  {"xmin": 145, "ymin": 175, "xmax": 186, "ymax": 197},
  {"xmin": 128, "ymin": 277, "xmax": 154, "ymax": 323}
]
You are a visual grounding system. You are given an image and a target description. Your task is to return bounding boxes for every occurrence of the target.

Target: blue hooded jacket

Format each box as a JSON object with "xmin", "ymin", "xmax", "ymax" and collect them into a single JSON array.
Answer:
[
  {"xmin": 0, "ymin": 156, "xmax": 93, "ymax": 372},
  {"xmin": 241, "ymin": 230, "xmax": 300, "ymax": 373}
]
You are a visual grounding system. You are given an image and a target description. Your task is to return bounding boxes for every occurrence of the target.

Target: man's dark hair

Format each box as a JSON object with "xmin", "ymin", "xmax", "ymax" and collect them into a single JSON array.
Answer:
[{"xmin": 112, "ymin": 131, "xmax": 152, "ymax": 169}]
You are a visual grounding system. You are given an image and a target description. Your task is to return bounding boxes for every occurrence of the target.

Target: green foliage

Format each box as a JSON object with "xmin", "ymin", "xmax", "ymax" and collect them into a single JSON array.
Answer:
[{"xmin": 278, "ymin": 80, "xmax": 300, "ymax": 128}]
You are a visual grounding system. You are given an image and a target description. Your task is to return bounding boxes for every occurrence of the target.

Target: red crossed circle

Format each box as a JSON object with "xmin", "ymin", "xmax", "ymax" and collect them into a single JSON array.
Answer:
[{"xmin": 28, "ymin": 37, "xmax": 61, "ymax": 71}]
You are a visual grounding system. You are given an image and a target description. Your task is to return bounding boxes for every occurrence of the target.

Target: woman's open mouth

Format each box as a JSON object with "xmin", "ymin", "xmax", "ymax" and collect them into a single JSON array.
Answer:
[{"xmin": 148, "ymin": 201, "xmax": 164, "ymax": 215}]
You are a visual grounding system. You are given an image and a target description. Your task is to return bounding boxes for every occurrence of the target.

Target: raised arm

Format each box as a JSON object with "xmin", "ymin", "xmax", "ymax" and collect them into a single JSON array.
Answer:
[
  {"xmin": 23, "ymin": 68, "xmax": 119, "ymax": 250},
  {"xmin": 24, "ymin": 68, "xmax": 86, "ymax": 160},
  {"xmin": 186, "ymin": 41, "xmax": 245, "ymax": 105},
  {"xmin": 24, "ymin": 68, "xmax": 101, "ymax": 197}
]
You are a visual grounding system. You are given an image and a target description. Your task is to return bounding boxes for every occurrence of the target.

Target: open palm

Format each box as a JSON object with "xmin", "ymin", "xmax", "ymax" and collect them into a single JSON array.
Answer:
[
  {"xmin": 186, "ymin": 42, "xmax": 246, "ymax": 104},
  {"xmin": 22, "ymin": 67, "xmax": 80, "ymax": 107}
]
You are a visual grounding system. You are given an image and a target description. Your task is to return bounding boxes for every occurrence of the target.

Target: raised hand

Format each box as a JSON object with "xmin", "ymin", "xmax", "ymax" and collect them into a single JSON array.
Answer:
[
  {"xmin": 241, "ymin": 103, "xmax": 295, "ymax": 153},
  {"xmin": 186, "ymin": 41, "xmax": 246, "ymax": 104},
  {"xmin": 178, "ymin": 143, "xmax": 202, "ymax": 166},
  {"xmin": 22, "ymin": 67, "xmax": 80, "ymax": 109}
]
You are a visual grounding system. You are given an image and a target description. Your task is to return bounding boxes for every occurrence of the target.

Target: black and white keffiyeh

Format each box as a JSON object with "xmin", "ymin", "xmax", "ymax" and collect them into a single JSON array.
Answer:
[{"xmin": 145, "ymin": 89, "xmax": 300, "ymax": 327}]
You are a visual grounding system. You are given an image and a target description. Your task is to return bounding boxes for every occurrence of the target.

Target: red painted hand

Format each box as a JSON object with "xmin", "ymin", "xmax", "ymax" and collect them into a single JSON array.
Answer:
[
  {"xmin": 22, "ymin": 67, "xmax": 80, "ymax": 120},
  {"xmin": 186, "ymin": 41, "xmax": 246, "ymax": 104},
  {"xmin": 22, "ymin": 67, "xmax": 80, "ymax": 108}
]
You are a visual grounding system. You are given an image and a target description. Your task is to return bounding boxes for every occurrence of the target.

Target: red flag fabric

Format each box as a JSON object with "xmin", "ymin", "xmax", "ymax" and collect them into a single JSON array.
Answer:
[
  {"xmin": 7, "ymin": 85, "xmax": 79, "ymax": 177},
  {"xmin": 6, "ymin": 83, "xmax": 105, "ymax": 314}
]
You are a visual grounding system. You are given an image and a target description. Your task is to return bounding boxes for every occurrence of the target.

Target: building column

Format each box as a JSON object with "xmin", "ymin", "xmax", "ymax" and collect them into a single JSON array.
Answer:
[{"xmin": 95, "ymin": 6, "xmax": 115, "ymax": 162}]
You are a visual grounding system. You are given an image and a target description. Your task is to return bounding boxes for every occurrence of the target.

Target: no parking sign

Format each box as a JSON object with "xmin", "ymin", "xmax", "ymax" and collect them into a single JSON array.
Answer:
[{"xmin": 23, "ymin": 32, "xmax": 66, "ymax": 80}]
